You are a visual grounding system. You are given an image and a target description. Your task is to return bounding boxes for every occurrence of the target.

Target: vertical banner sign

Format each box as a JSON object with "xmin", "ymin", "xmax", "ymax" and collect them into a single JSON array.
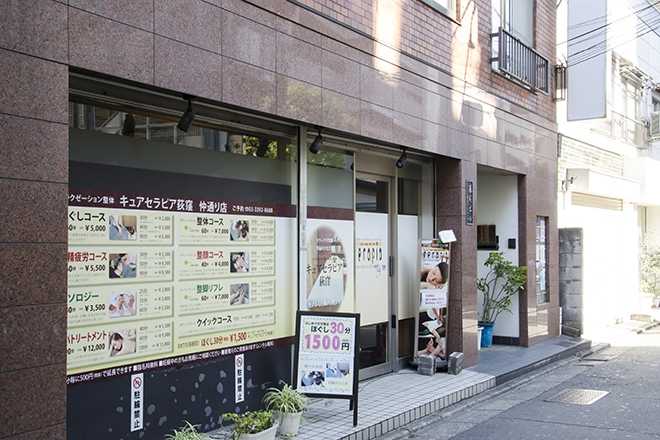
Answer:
[
  {"xmin": 294, "ymin": 311, "xmax": 360, "ymax": 426},
  {"xmin": 465, "ymin": 180, "xmax": 474, "ymax": 225},
  {"xmin": 303, "ymin": 218, "xmax": 354, "ymax": 312},
  {"xmin": 416, "ymin": 239, "xmax": 451, "ymax": 363},
  {"xmin": 235, "ymin": 354, "xmax": 245, "ymax": 403},
  {"xmin": 130, "ymin": 373, "xmax": 144, "ymax": 432}
]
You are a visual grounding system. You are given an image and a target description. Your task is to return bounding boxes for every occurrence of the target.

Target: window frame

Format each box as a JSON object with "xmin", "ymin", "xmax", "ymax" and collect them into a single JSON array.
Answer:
[
  {"xmin": 500, "ymin": 0, "xmax": 536, "ymax": 48},
  {"xmin": 420, "ymin": 0, "xmax": 459, "ymax": 22},
  {"xmin": 535, "ymin": 216, "xmax": 549, "ymax": 305}
]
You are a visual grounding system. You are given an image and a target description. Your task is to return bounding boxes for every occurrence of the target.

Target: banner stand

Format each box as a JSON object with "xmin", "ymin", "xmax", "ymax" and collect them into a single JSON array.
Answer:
[
  {"xmin": 293, "ymin": 311, "xmax": 361, "ymax": 427},
  {"xmin": 413, "ymin": 230, "xmax": 456, "ymax": 371}
]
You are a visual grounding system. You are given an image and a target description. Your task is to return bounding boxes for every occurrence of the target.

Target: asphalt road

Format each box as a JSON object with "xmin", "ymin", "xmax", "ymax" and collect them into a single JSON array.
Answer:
[{"xmin": 381, "ymin": 327, "xmax": 660, "ymax": 440}]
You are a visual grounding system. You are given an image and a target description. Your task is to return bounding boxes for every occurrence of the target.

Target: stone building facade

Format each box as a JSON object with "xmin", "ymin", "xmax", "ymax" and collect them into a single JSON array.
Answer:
[{"xmin": 0, "ymin": 0, "xmax": 558, "ymax": 438}]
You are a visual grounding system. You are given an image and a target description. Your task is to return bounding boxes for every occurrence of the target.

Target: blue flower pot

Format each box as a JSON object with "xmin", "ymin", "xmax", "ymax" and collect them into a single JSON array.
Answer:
[{"xmin": 479, "ymin": 322, "xmax": 494, "ymax": 348}]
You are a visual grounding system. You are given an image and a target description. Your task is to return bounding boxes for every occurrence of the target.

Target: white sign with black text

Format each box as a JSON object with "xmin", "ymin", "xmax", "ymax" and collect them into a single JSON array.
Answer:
[
  {"xmin": 235, "ymin": 354, "xmax": 245, "ymax": 403},
  {"xmin": 130, "ymin": 373, "xmax": 144, "ymax": 432}
]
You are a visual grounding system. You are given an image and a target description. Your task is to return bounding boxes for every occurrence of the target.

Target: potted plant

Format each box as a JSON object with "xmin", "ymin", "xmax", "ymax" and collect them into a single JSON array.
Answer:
[
  {"xmin": 476, "ymin": 252, "xmax": 527, "ymax": 348},
  {"xmin": 223, "ymin": 410, "xmax": 278, "ymax": 440},
  {"xmin": 165, "ymin": 421, "xmax": 202, "ymax": 440},
  {"xmin": 263, "ymin": 383, "xmax": 307, "ymax": 437}
]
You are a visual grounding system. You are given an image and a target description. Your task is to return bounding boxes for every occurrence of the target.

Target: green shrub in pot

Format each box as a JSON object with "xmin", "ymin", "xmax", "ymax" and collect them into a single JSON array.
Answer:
[
  {"xmin": 223, "ymin": 410, "xmax": 277, "ymax": 440},
  {"xmin": 476, "ymin": 252, "xmax": 527, "ymax": 347},
  {"xmin": 164, "ymin": 421, "xmax": 202, "ymax": 440},
  {"xmin": 263, "ymin": 383, "xmax": 307, "ymax": 437}
]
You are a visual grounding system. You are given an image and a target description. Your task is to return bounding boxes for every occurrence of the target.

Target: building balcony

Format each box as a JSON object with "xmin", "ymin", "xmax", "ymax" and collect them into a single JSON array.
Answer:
[
  {"xmin": 491, "ymin": 27, "xmax": 550, "ymax": 94},
  {"xmin": 590, "ymin": 110, "xmax": 647, "ymax": 148}
]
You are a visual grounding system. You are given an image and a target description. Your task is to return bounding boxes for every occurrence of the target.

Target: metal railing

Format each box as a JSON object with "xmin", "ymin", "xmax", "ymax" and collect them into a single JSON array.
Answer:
[
  {"xmin": 491, "ymin": 27, "xmax": 550, "ymax": 94},
  {"xmin": 589, "ymin": 110, "xmax": 647, "ymax": 147}
]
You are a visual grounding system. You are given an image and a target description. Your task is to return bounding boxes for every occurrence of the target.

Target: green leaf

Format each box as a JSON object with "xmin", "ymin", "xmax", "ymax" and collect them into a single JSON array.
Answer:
[{"xmin": 476, "ymin": 252, "xmax": 527, "ymax": 324}]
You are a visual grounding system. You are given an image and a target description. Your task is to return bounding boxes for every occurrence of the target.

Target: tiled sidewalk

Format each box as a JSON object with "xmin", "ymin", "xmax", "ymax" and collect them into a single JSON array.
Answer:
[
  {"xmin": 298, "ymin": 369, "xmax": 494, "ymax": 440},
  {"xmin": 207, "ymin": 336, "xmax": 589, "ymax": 440}
]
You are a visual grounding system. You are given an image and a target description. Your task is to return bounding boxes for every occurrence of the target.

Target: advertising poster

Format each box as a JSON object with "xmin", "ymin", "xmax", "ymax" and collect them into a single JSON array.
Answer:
[
  {"xmin": 355, "ymin": 211, "xmax": 389, "ymax": 326},
  {"xmin": 295, "ymin": 312, "xmax": 359, "ymax": 397},
  {"xmin": 416, "ymin": 239, "xmax": 451, "ymax": 361},
  {"xmin": 303, "ymin": 217, "xmax": 354, "ymax": 313},
  {"xmin": 67, "ymin": 195, "xmax": 296, "ymax": 378}
]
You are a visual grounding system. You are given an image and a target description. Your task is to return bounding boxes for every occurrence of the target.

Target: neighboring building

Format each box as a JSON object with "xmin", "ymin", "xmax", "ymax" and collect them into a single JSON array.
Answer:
[
  {"xmin": 556, "ymin": 0, "xmax": 660, "ymax": 338},
  {"xmin": 0, "ymin": 0, "xmax": 558, "ymax": 438}
]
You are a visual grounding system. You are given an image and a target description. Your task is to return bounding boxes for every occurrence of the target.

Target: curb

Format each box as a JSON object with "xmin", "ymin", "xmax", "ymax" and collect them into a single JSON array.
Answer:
[
  {"xmin": 494, "ymin": 339, "xmax": 592, "ymax": 385},
  {"xmin": 635, "ymin": 321, "xmax": 660, "ymax": 334},
  {"xmin": 380, "ymin": 339, "xmax": 600, "ymax": 440}
]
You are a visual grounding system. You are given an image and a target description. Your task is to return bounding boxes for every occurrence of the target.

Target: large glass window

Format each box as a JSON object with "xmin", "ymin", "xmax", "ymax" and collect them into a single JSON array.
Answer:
[
  {"xmin": 66, "ymin": 93, "xmax": 298, "ymax": 378},
  {"xmin": 303, "ymin": 148, "xmax": 355, "ymax": 314},
  {"xmin": 397, "ymin": 161, "xmax": 435, "ymax": 360},
  {"xmin": 501, "ymin": 0, "xmax": 534, "ymax": 46},
  {"xmin": 536, "ymin": 216, "xmax": 549, "ymax": 305}
]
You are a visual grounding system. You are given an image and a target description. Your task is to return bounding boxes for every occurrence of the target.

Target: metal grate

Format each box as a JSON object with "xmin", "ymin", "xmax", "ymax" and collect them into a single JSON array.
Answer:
[
  {"xmin": 491, "ymin": 27, "xmax": 550, "ymax": 93},
  {"xmin": 582, "ymin": 353, "xmax": 619, "ymax": 362},
  {"xmin": 545, "ymin": 388, "xmax": 609, "ymax": 405}
]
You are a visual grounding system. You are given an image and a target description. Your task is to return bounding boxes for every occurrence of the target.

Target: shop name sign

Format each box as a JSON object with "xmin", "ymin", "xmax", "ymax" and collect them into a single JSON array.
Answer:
[
  {"xmin": 294, "ymin": 311, "xmax": 360, "ymax": 427},
  {"xmin": 465, "ymin": 180, "xmax": 474, "ymax": 225}
]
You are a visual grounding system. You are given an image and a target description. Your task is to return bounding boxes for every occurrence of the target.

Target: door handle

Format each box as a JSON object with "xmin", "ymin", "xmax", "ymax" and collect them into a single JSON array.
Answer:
[
  {"xmin": 389, "ymin": 255, "xmax": 394, "ymax": 277},
  {"xmin": 391, "ymin": 314, "xmax": 397, "ymax": 329}
]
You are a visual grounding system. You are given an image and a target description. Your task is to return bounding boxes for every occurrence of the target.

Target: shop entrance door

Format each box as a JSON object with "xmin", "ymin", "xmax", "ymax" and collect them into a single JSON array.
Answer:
[{"xmin": 355, "ymin": 172, "xmax": 396, "ymax": 379}]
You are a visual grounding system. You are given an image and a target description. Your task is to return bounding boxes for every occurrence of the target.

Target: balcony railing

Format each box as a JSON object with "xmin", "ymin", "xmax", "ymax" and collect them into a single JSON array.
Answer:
[
  {"xmin": 591, "ymin": 110, "xmax": 647, "ymax": 147},
  {"xmin": 491, "ymin": 27, "xmax": 550, "ymax": 94}
]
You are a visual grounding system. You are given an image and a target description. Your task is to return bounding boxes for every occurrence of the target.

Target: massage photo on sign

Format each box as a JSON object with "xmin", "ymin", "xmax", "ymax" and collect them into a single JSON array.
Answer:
[
  {"xmin": 306, "ymin": 225, "xmax": 348, "ymax": 310},
  {"xmin": 108, "ymin": 215, "xmax": 137, "ymax": 241},
  {"xmin": 229, "ymin": 283, "xmax": 250, "ymax": 305},
  {"xmin": 418, "ymin": 261, "xmax": 449, "ymax": 360},
  {"xmin": 230, "ymin": 251, "xmax": 250, "ymax": 273},
  {"xmin": 108, "ymin": 328, "xmax": 137, "ymax": 357},
  {"xmin": 108, "ymin": 292, "xmax": 137, "ymax": 318},
  {"xmin": 108, "ymin": 253, "xmax": 137, "ymax": 279},
  {"xmin": 230, "ymin": 219, "xmax": 250, "ymax": 241},
  {"xmin": 299, "ymin": 358, "xmax": 353, "ymax": 393}
]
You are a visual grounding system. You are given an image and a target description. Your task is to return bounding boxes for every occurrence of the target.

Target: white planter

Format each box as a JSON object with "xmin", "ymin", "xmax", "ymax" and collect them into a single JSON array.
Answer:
[
  {"xmin": 237, "ymin": 422, "xmax": 279, "ymax": 440},
  {"xmin": 274, "ymin": 411, "xmax": 303, "ymax": 437}
]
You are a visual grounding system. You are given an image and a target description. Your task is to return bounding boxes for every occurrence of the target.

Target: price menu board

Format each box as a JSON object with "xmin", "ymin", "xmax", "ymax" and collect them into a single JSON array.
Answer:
[
  {"xmin": 294, "ymin": 311, "xmax": 360, "ymax": 426},
  {"xmin": 294, "ymin": 312, "xmax": 359, "ymax": 397},
  {"xmin": 66, "ymin": 193, "xmax": 296, "ymax": 377}
]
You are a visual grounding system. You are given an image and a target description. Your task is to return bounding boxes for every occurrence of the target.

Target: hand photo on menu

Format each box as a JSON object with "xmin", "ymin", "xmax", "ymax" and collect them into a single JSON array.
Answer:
[{"xmin": 230, "ymin": 252, "xmax": 250, "ymax": 273}]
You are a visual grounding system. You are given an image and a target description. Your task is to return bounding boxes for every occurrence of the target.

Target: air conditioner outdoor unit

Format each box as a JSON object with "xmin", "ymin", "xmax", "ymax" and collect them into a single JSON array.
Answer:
[{"xmin": 650, "ymin": 112, "xmax": 660, "ymax": 141}]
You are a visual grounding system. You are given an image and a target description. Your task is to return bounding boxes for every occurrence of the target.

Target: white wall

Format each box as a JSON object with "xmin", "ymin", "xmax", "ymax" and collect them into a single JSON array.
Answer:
[
  {"xmin": 609, "ymin": 0, "xmax": 660, "ymax": 82},
  {"xmin": 558, "ymin": 191, "xmax": 640, "ymax": 337},
  {"xmin": 645, "ymin": 206, "xmax": 660, "ymax": 248},
  {"xmin": 477, "ymin": 173, "xmax": 519, "ymax": 338}
]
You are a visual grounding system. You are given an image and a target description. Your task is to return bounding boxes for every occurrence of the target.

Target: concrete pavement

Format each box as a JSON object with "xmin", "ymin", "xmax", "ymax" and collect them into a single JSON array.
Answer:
[{"xmin": 380, "ymin": 329, "xmax": 660, "ymax": 439}]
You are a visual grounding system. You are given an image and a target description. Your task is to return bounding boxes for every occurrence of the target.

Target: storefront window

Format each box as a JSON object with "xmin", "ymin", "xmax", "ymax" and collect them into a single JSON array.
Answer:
[
  {"xmin": 303, "ymin": 148, "xmax": 355, "ymax": 314},
  {"xmin": 397, "ymin": 161, "xmax": 435, "ymax": 359},
  {"xmin": 536, "ymin": 216, "xmax": 549, "ymax": 304},
  {"xmin": 66, "ymin": 97, "xmax": 298, "ymax": 379}
]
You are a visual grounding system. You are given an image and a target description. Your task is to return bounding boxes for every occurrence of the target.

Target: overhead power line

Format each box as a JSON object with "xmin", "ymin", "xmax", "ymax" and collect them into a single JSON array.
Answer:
[
  {"xmin": 568, "ymin": 17, "xmax": 660, "ymax": 68},
  {"xmin": 558, "ymin": 0, "xmax": 660, "ymax": 46},
  {"xmin": 566, "ymin": 0, "xmax": 650, "ymax": 29},
  {"xmin": 569, "ymin": 14, "xmax": 660, "ymax": 62}
]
